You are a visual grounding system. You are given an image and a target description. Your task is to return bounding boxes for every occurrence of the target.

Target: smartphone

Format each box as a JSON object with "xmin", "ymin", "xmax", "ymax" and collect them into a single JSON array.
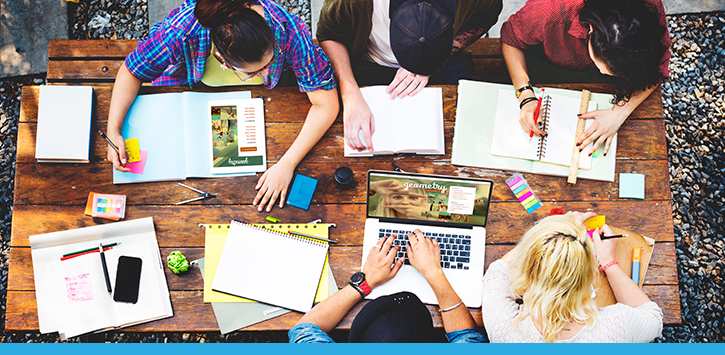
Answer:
[{"xmin": 113, "ymin": 256, "xmax": 142, "ymax": 303}]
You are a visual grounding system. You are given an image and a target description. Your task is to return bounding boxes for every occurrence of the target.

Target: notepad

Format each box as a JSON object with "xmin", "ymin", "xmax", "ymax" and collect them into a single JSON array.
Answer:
[
  {"xmin": 35, "ymin": 86, "xmax": 93, "ymax": 163},
  {"xmin": 212, "ymin": 221, "xmax": 329, "ymax": 313},
  {"xmin": 619, "ymin": 173, "xmax": 645, "ymax": 199}
]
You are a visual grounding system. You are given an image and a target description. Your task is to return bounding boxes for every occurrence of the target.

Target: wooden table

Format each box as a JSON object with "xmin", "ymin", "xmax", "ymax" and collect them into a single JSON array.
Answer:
[{"xmin": 6, "ymin": 82, "xmax": 681, "ymax": 334}]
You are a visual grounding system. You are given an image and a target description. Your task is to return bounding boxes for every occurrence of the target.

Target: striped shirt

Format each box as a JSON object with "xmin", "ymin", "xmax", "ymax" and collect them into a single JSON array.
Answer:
[{"xmin": 125, "ymin": 0, "xmax": 336, "ymax": 92}]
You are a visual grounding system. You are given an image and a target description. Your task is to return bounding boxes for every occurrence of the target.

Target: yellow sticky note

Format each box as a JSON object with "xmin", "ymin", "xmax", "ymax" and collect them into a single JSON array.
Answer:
[
  {"xmin": 583, "ymin": 215, "xmax": 606, "ymax": 230},
  {"xmin": 124, "ymin": 138, "xmax": 141, "ymax": 163}
]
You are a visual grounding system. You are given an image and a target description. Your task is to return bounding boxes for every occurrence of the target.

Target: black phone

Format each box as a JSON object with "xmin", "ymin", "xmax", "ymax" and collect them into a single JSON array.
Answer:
[{"xmin": 113, "ymin": 256, "xmax": 142, "ymax": 303}]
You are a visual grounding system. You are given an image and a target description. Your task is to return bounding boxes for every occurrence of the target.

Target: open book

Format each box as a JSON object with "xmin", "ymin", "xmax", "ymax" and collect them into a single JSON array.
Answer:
[
  {"xmin": 344, "ymin": 86, "xmax": 444, "ymax": 157},
  {"xmin": 30, "ymin": 218, "xmax": 172, "ymax": 340},
  {"xmin": 113, "ymin": 91, "xmax": 264, "ymax": 184}
]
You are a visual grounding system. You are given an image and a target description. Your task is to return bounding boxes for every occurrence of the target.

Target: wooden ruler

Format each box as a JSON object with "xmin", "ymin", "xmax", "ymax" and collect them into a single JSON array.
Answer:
[{"xmin": 567, "ymin": 89, "xmax": 591, "ymax": 184}]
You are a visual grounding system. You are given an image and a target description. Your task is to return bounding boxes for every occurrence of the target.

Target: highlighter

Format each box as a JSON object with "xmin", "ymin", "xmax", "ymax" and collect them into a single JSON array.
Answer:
[{"xmin": 631, "ymin": 247, "xmax": 641, "ymax": 286}]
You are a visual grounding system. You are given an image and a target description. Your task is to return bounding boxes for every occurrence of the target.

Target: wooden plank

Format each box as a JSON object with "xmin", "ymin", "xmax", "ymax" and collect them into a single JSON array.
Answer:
[
  {"xmin": 472, "ymin": 58, "xmax": 509, "ymax": 78},
  {"xmin": 47, "ymin": 60, "xmax": 124, "ymax": 81},
  {"xmin": 48, "ymin": 40, "xmax": 138, "ymax": 59},
  {"xmin": 10, "ymin": 201, "xmax": 675, "ymax": 248}
]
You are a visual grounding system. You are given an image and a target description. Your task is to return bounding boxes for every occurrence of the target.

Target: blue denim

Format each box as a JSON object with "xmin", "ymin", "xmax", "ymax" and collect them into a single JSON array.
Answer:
[{"xmin": 288, "ymin": 323, "xmax": 487, "ymax": 343}]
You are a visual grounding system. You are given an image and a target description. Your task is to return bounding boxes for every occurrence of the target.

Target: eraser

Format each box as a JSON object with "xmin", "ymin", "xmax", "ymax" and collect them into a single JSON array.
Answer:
[{"xmin": 286, "ymin": 174, "xmax": 318, "ymax": 210}]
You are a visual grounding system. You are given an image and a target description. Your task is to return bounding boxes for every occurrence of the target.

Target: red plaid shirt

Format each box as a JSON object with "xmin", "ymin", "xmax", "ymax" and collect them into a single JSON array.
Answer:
[{"xmin": 501, "ymin": 0, "xmax": 670, "ymax": 78}]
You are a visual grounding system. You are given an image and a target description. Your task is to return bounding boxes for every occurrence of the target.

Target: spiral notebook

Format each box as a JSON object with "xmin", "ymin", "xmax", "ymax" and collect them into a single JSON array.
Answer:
[
  {"xmin": 490, "ymin": 89, "xmax": 598, "ymax": 169},
  {"xmin": 211, "ymin": 220, "xmax": 329, "ymax": 313}
]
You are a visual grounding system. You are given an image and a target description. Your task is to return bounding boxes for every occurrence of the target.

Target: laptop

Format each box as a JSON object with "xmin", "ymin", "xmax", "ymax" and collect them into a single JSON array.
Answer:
[{"xmin": 361, "ymin": 170, "xmax": 493, "ymax": 307}]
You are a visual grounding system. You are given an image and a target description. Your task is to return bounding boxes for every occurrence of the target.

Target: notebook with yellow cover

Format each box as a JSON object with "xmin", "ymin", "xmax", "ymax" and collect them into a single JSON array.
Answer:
[{"xmin": 204, "ymin": 223, "xmax": 331, "ymax": 303}]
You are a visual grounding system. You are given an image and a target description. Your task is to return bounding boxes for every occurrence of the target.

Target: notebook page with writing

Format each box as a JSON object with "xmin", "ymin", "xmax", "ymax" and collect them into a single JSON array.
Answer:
[
  {"xmin": 539, "ymin": 93, "xmax": 597, "ymax": 168},
  {"xmin": 211, "ymin": 221, "xmax": 329, "ymax": 313}
]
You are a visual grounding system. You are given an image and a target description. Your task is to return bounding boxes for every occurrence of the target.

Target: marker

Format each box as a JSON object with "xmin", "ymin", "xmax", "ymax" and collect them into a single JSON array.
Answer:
[
  {"xmin": 266, "ymin": 216, "xmax": 280, "ymax": 223},
  {"xmin": 529, "ymin": 96, "xmax": 543, "ymax": 141},
  {"xmin": 98, "ymin": 130, "xmax": 120, "ymax": 156},
  {"xmin": 631, "ymin": 247, "xmax": 641, "ymax": 286},
  {"xmin": 288, "ymin": 230, "xmax": 337, "ymax": 244},
  {"xmin": 99, "ymin": 243, "xmax": 112, "ymax": 295}
]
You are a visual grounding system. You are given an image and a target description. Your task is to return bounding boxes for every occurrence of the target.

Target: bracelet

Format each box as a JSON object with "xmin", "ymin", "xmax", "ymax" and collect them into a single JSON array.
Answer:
[
  {"xmin": 519, "ymin": 96, "xmax": 538, "ymax": 109},
  {"xmin": 599, "ymin": 259, "xmax": 619, "ymax": 271},
  {"xmin": 515, "ymin": 84, "xmax": 534, "ymax": 98},
  {"xmin": 350, "ymin": 284, "xmax": 366, "ymax": 299},
  {"xmin": 440, "ymin": 300, "xmax": 464, "ymax": 313}
]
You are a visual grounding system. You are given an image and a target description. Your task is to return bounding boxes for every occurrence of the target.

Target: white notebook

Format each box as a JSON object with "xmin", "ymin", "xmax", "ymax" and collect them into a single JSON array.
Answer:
[
  {"xmin": 35, "ymin": 86, "xmax": 93, "ymax": 163},
  {"xmin": 344, "ymin": 86, "xmax": 445, "ymax": 157},
  {"xmin": 490, "ymin": 89, "xmax": 597, "ymax": 169},
  {"xmin": 211, "ymin": 220, "xmax": 329, "ymax": 313}
]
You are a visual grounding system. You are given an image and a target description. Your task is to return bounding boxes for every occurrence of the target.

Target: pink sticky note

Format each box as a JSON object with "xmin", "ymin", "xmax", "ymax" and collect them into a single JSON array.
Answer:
[
  {"xmin": 127, "ymin": 150, "xmax": 148, "ymax": 175},
  {"xmin": 65, "ymin": 273, "xmax": 93, "ymax": 303}
]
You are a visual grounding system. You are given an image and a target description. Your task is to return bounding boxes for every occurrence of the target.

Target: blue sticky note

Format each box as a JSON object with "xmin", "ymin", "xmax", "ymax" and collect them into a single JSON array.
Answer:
[
  {"xmin": 286, "ymin": 174, "xmax": 318, "ymax": 210},
  {"xmin": 619, "ymin": 173, "xmax": 645, "ymax": 199}
]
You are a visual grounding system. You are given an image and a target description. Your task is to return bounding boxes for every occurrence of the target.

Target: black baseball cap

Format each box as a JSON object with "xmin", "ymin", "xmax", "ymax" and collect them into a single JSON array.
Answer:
[
  {"xmin": 389, "ymin": 0, "xmax": 456, "ymax": 76},
  {"xmin": 348, "ymin": 291, "xmax": 434, "ymax": 343}
]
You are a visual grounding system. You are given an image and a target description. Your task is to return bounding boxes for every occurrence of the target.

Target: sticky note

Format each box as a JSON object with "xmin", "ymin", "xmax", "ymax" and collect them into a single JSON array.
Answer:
[
  {"xmin": 583, "ymin": 215, "xmax": 606, "ymax": 230},
  {"xmin": 286, "ymin": 174, "xmax": 318, "ymax": 210},
  {"xmin": 127, "ymin": 150, "xmax": 148, "ymax": 175},
  {"xmin": 619, "ymin": 173, "xmax": 645, "ymax": 199},
  {"xmin": 505, "ymin": 174, "xmax": 542, "ymax": 214},
  {"xmin": 124, "ymin": 138, "xmax": 141, "ymax": 163}
]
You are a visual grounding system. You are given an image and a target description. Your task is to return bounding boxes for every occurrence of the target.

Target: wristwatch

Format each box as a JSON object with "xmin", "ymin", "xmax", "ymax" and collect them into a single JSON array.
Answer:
[
  {"xmin": 349, "ymin": 272, "xmax": 372, "ymax": 298},
  {"xmin": 515, "ymin": 83, "xmax": 534, "ymax": 98}
]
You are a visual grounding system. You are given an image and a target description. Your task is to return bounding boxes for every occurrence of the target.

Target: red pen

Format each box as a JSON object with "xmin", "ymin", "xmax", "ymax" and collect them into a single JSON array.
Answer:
[{"xmin": 529, "ymin": 96, "xmax": 543, "ymax": 141}]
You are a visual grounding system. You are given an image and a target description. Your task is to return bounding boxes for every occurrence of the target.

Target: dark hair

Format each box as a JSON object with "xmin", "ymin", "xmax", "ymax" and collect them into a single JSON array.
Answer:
[
  {"xmin": 579, "ymin": 0, "xmax": 666, "ymax": 104},
  {"xmin": 195, "ymin": 0, "xmax": 275, "ymax": 67}
]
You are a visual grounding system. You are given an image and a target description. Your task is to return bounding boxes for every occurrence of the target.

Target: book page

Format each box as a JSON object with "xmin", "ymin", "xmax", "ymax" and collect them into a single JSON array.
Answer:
[
  {"xmin": 539, "ymin": 94, "xmax": 596, "ymax": 168},
  {"xmin": 344, "ymin": 86, "xmax": 396, "ymax": 156},
  {"xmin": 207, "ymin": 98, "xmax": 267, "ymax": 174},
  {"xmin": 489, "ymin": 89, "xmax": 542, "ymax": 161},
  {"xmin": 392, "ymin": 87, "xmax": 445, "ymax": 154}
]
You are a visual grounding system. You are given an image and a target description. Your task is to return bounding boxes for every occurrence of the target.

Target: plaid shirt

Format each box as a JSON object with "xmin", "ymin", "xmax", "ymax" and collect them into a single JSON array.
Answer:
[
  {"xmin": 501, "ymin": 0, "xmax": 670, "ymax": 78},
  {"xmin": 125, "ymin": 0, "xmax": 336, "ymax": 92}
]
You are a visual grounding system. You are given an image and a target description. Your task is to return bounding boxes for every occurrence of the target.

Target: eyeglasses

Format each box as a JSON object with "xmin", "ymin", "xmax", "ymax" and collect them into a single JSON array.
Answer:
[{"xmin": 217, "ymin": 45, "xmax": 281, "ymax": 82}]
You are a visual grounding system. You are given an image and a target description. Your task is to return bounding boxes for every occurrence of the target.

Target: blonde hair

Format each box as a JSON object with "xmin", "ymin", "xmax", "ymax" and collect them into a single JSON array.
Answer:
[{"xmin": 508, "ymin": 215, "xmax": 599, "ymax": 343}]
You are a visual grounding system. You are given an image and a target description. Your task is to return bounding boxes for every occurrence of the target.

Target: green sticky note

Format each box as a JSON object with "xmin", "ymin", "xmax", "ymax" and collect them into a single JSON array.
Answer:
[{"xmin": 619, "ymin": 173, "xmax": 645, "ymax": 199}]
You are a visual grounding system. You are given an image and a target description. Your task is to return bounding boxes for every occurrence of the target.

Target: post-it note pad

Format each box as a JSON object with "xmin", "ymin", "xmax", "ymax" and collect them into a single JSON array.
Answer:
[
  {"xmin": 619, "ymin": 173, "xmax": 645, "ymax": 199},
  {"xmin": 124, "ymin": 138, "xmax": 141, "ymax": 163},
  {"xmin": 286, "ymin": 174, "xmax": 318, "ymax": 210}
]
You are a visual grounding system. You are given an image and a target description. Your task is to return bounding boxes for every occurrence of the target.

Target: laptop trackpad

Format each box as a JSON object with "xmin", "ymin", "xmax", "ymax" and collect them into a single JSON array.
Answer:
[{"xmin": 401, "ymin": 268, "xmax": 437, "ymax": 305}]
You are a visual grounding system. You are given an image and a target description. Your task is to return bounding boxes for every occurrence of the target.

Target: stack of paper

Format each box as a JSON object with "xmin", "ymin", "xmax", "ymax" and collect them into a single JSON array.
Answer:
[{"xmin": 35, "ymin": 86, "xmax": 93, "ymax": 163}]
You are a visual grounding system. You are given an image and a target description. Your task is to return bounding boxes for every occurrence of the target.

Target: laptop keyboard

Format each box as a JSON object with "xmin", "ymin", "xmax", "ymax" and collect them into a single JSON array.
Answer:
[{"xmin": 378, "ymin": 229, "xmax": 472, "ymax": 270}]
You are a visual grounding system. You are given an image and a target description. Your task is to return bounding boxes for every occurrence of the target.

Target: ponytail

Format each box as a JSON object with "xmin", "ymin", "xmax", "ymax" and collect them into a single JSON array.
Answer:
[{"xmin": 195, "ymin": 0, "xmax": 275, "ymax": 66}]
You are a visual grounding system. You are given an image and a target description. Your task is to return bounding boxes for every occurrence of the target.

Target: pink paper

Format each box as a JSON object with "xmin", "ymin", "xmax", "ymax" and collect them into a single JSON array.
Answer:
[
  {"xmin": 65, "ymin": 273, "xmax": 93, "ymax": 302},
  {"xmin": 127, "ymin": 150, "xmax": 148, "ymax": 175}
]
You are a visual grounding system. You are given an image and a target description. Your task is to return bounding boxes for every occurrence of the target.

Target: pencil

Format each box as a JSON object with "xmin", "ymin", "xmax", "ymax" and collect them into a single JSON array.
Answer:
[
  {"xmin": 601, "ymin": 234, "xmax": 626, "ymax": 240},
  {"xmin": 60, "ymin": 246, "xmax": 113, "ymax": 261},
  {"xmin": 287, "ymin": 230, "xmax": 338, "ymax": 244},
  {"xmin": 63, "ymin": 242, "xmax": 120, "ymax": 257},
  {"xmin": 98, "ymin": 130, "xmax": 120, "ymax": 156}
]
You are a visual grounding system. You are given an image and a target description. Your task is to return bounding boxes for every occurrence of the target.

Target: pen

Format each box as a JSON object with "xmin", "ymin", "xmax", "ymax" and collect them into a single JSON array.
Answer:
[
  {"xmin": 99, "ymin": 243, "xmax": 112, "ymax": 295},
  {"xmin": 63, "ymin": 242, "xmax": 120, "ymax": 258},
  {"xmin": 98, "ymin": 130, "xmax": 120, "ymax": 156},
  {"xmin": 288, "ymin": 230, "xmax": 338, "ymax": 244},
  {"xmin": 631, "ymin": 247, "xmax": 641, "ymax": 286},
  {"xmin": 529, "ymin": 93, "xmax": 543, "ymax": 141},
  {"xmin": 601, "ymin": 234, "xmax": 626, "ymax": 240}
]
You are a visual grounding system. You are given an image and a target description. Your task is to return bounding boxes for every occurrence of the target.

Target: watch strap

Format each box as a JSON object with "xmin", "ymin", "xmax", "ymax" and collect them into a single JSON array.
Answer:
[
  {"xmin": 350, "ymin": 283, "xmax": 366, "ymax": 298},
  {"xmin": 359, "ymin": 280, "xmax": 372, "ymax": 296},
  {"xmin": 515, "ymin": 84, "xmax": 534, "ymax": 98}
]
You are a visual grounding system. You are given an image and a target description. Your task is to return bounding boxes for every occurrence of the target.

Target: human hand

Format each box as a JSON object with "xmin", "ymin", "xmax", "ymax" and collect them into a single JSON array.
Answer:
[
  {"xmin": 575, "ymin": 109, "xmax": 627, "ymax": 156},
  {"xmin": 385, "ymin": 67, "xmax": 429, "ymax": 99},
  {"xmin": 106, "ymin": 133, "xmax": 130, "ymax": 172},
  {"xmin": 518, "ymin": 94, "xmax": 546, "ymax": 137},
  {"xmin": 342, "ymin": 91, "xmax": 375, "ymax": 152},
  {"xmin": 565, "ymin": 211, "xmax": 598, "ymax": 225},
  {"xmin": 363, "ymin": 234, "xmax": 405, "ymax": 289},
  {"xmin": 370, "ymin": 179, "xmax": 405, "ymax": 204},
  {"xmin": 590, "ymin": 224, "xmax": 618, "ymax": 267},
  {"xmin": 252, "ymin": 161, "xmax": 295, "ymax": 212},
  {"xmin": 405, "ymin": 229, "xmax": 443, "ymax": 280}
]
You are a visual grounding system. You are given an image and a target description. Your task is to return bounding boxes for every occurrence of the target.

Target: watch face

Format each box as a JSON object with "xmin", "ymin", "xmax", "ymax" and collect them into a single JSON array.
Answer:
[{"xmin": 350, "ymin": 272, "xmax": 365, "ymax": 285}]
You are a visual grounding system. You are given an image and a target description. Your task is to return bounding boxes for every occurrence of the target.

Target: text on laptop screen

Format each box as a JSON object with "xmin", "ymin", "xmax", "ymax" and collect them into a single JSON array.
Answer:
[{"xmin": 367, "ymin": 172, "xmax": 492, "ymax": 227}]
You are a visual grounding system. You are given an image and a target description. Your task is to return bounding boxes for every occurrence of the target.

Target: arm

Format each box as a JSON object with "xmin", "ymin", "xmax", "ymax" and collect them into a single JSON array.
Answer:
[
  {"xmin": 406, "ymin": 230, "xmax": 477, "ymax": 333},
  {"xmin": 318, "ymin": 40, "xmax": 375, "ymax": 152},
  {"xmin": 592, "ymin": 225, "xmax": 652, "ymax": 308},
  {"xmin": 576, "ymin": 84, "xmax": 658, "ymax": 156},
  {"xmin": 106, "ymin": 63, "xmax": 142, "ymax": 172},
  {"xmin": 252, "ymin": 88, "xmax": 339, "ymax": 212},
  {"xmin": 502, "ymin": 43, "xmax": 546, "ymax": 137},
  {"xmin": 451, "ymin": 27, "xmax": 486, "ymax": 54},
  {"xmin": 295, "ymin": 234, "xmax": 404, "ymax": 333}
]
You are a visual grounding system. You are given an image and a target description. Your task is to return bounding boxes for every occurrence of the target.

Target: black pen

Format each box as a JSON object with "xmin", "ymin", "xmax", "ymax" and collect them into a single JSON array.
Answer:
[
  {"xmin": 98, "ymin": 130, "xmax": 120, "ymax": 156},
  {"xmin": 99, "ymin": 243, "xmax": 112, "ymax": 295},
  {"xmin": 601, "ymin": 234, "xmax": 626, "ymax": 240}
]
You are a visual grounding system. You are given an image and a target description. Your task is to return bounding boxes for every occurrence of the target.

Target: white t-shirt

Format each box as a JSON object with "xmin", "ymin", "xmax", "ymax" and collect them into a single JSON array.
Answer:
[{"xmin": 365, "ymin": 0, "xmax": 400, "ymax": 68}]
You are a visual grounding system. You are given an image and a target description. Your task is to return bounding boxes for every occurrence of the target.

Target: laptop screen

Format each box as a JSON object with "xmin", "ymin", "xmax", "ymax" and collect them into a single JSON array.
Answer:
[{"xmin": 366, "ymin": 171, "xmax": 493, "ymax": 227}]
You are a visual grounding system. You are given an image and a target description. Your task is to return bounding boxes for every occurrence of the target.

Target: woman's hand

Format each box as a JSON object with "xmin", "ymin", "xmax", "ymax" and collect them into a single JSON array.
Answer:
[
  {"xmin": 406, "ymin": 229, "xmax": 443, "ymax": 280},
  {"xmin": 369, "ymin": 179, "xmax": 405, "ymax": 204},
  {"xmin": 590, "ymin": 224, "xmax": 618, "ymax": 267},
  {"xmin": 106, "ymin": 133, "xmax": 131, "ymax": 172},
  {"xmin": 518, "ymin": 94, "xmax": 546, "ymax": 137},
  {"xmin": 576, "ymin": 109, "xmax": 627, "ymax": 156},
  {"xmin": 252, "ymin": 160, "xmax": 295, "ymax": 212},
  {"xmin": 363, "ymin": 234, "xmax": 404, "ymax": 289},
  {"xmin": 565, "ymin": 210, "xmax": 598, "ymax": 225},
  {"xmin": 386, "ymin": 67, "xmax": 429, "ymax": 99}
]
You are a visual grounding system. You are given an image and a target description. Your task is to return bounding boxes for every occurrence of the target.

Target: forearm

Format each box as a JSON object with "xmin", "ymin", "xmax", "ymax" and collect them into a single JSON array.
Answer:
[
  {"xmin": 604, "ymin": 264, "xmax": 651, "ymax": 308},
  {"xmin": 319, "ymin": 40, "xmax": 361, "ymax": 100},
  {"xmin": 278, "ymin": 89, "xmax": 338, "ymax": 167},
  {"xmin": 451, "ymin": 27, "xmax": 486, "ymax": 54},
  {"xmin": 502, "ymin": 43, "xmax": 533, "ymax": 93},
  {"xmin": 107, "ymin": 63, "xmax": 142, "ymax": 137},
  {"xmin": 611, "ymin": 84, "xmax": 658, "ymax": 121},
  {"xmin": 425, "ymin": 269, "xmax": 477, "ymax": 333},
  {"xmin": 296, "ymin": 285, "xmax": 363, "ymax": 333}
]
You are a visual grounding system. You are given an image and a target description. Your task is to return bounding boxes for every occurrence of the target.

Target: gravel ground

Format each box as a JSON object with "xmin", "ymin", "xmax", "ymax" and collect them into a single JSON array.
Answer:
[{"xmin": 1, "ymin": 0, "xmax": 724, "ymax": 343}]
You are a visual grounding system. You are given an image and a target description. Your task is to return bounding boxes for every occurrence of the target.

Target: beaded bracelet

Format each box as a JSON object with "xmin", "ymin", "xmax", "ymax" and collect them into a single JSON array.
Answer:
[
  {"xmin": 519, "ymin": 96, "xmax": 538, "ymax": 109},
  {"xmin": 599, "ymin": 259, "xmax": 619, "ymax": 271}
]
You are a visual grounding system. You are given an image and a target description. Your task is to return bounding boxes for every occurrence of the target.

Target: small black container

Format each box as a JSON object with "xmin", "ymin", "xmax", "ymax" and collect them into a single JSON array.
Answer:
[{"xmin": 334, "ymin": 166, "xmax": 354, "ymax": 188}]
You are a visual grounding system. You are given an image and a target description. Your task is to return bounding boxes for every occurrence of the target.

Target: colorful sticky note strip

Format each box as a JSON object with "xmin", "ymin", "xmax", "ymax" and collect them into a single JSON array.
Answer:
[{"xmin": 505, "ymin": 174, "xmax": 542, "ymax": 214}]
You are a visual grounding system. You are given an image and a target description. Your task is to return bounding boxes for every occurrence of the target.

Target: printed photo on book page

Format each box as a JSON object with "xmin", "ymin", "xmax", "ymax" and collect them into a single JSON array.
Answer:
[{"xmin": 208, "ymin": 99, "xmax": 267, "ymax": 175}]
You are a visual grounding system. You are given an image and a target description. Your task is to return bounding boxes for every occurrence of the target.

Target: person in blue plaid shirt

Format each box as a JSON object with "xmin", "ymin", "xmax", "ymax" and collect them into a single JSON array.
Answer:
[{"xmin": 105, "ymin": 0, "xmax": 338, "ymax": 211}]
